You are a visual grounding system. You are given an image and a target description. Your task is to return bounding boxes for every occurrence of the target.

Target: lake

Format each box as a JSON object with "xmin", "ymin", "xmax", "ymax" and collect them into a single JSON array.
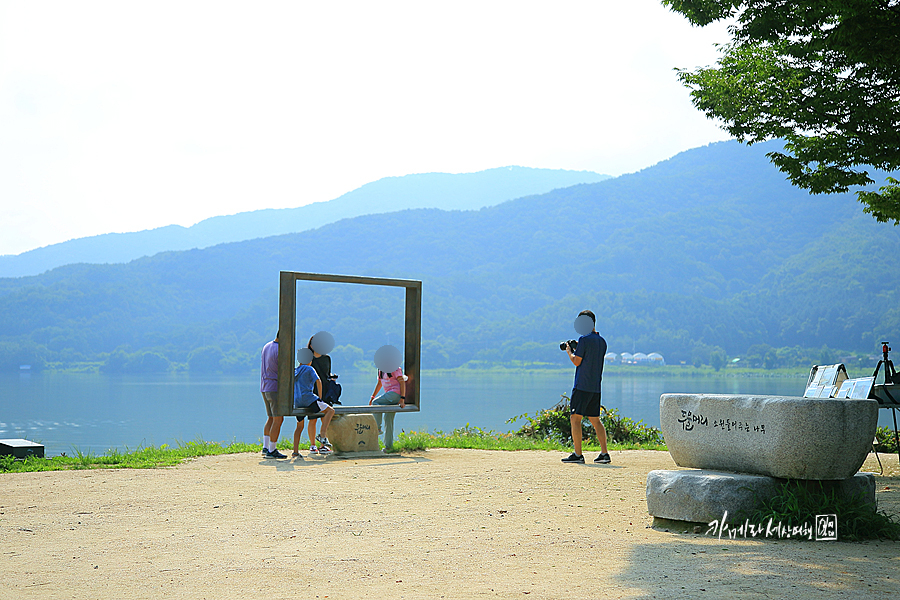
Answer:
[{"xmin": 1, "ymin": 370, "xmax": 897, "ymax": 456}]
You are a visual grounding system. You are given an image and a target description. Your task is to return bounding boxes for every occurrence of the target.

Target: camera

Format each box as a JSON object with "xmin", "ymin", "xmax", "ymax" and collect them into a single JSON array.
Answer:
[{"xmin": 559, "ymin": 339, "xmax": 578, "ymax": 352}]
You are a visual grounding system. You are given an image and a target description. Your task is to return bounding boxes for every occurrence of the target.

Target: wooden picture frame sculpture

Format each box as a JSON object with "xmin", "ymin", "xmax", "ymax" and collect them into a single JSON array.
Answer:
[{"xmin": 274, "ymin": 271, "xmax": 422, "ymax": 417}]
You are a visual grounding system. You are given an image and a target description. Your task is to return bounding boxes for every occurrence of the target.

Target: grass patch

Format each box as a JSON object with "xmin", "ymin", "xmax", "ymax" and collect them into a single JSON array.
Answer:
[
  {"xmin": 389, "ymin": 397, "xmax": 667, "ymax": 453},
  {"xmin": 742, "ymin": 480, "xmax": 900, "ymax": 541},
  {"xmin": 390, "ymin": 423, "xmax": 666, "ymax": 454},
  {"xmin": 391, "ymin": 426, "xmax": 566, "ymax": 453},
  {"xmin": 0, "ymin": 439, "xmax": 261, "ymax": 473}
]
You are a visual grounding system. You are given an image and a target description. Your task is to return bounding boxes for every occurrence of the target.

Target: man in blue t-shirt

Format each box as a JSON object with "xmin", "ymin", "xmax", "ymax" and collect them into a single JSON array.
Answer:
[{"xmin": 562, "ymin": 310, "xmax": 611, "ymax": 464}]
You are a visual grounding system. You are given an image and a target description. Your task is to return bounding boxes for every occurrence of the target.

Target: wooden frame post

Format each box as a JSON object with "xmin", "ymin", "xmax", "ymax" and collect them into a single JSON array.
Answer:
[
  {"xmin": 404, "ymin": 283, "xmax": 421, "ymax": 408},
  {"xmin": 274, "ymin": 271, "xmax": 422, "ymax": 417},
  {"xmin": 276, "ymin": 271, "xmax": 297, "ymax": 417}
]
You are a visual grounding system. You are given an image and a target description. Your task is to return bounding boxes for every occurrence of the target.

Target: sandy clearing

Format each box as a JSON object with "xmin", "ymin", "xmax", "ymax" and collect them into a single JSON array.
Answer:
[{"xmin": 1, "ymin": 449, "xmax": 899, "ymax": 600}]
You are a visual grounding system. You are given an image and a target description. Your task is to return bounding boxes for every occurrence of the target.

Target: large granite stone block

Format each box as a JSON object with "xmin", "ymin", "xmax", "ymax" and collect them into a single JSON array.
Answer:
[
  {"xmin": 647, "ymin": 469, "xmax": 777, "ymax": 523},
  {"xmin": 646, "ymin": 469, "xmax": 876, "ymax": 524},
  {"xmin": 327, "ymin": 414, "xmax": 379, "ymax": 453},
  {"xmin": 661, "ymin": 394, "xmax": 877, "ymax": 480}
]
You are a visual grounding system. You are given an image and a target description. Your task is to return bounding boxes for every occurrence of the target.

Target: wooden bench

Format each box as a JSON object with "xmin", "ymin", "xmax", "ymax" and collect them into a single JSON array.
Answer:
[{"xmin": 290, "ymin": 405, "xmax": 420, "ymax": 418}]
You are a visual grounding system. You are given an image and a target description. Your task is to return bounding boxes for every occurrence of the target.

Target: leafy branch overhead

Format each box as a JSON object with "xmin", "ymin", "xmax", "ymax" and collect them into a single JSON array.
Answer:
[{"xmin": 663, "ymin": 0, "xmax": 900, "ymax": 223}]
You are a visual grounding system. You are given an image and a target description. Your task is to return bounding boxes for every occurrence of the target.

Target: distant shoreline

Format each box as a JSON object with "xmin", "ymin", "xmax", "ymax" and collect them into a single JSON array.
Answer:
[{"xmin": 29, "ymin": 362, "xmax": 828, "ymax": 378}]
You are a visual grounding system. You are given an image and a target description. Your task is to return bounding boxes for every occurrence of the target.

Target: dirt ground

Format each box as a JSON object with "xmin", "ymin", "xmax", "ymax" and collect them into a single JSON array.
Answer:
[{"xmin": 2, "ymin": 448, "xmax": 899, "ymax": 600}]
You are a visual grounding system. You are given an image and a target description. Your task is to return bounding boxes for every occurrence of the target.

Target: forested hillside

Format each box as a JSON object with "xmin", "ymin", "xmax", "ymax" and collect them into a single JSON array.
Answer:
[
  {"xmin": 1, "ymin": 140, "xmax": 897, "ymax": 373},
  {"xmin": 0, "ymin": 166, "xmax": 609, "ymax": 278}
]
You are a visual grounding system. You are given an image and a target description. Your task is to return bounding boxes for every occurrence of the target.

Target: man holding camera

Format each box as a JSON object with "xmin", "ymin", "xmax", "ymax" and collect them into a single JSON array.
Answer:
[{"xmin": 562, "ymin": 310, "xmax": 610, "ymax": 464}]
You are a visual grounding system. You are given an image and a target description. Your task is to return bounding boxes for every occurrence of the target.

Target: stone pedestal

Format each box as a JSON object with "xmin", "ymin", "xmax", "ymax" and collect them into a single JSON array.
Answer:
[
  {"xmin": 649, "ymin": 394, "xmax": 880, "ymax": 534},
  {"xmin": 646, "ymin": 469, "xmax": 876, "ymax": 524},
  {"xmin": 661, "ymin": 394, "xmax": 878, "ymax": 480},
  {"xmin": 327, "ymin": 414, "xmax": 379, "ymax": 453}
]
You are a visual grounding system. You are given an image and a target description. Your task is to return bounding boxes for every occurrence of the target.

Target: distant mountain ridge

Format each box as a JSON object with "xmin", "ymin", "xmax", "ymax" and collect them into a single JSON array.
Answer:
[
  {"xmin": 0, "ymin": 166, "xmax": 609, "ymax": 278},
  {"xmin": 1, "ymin": 140, "xmax": 897, "ymax": 373}
]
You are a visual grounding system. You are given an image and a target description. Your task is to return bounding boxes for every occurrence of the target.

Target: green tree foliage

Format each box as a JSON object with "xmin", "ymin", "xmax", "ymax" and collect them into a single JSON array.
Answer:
[
  {"xmin": 664, "ymin": 0, "xmax": 900, "ymax": 222},
  {"xmin": 745, "ymin": 343, "xmax": 777, "ymax": 369},
  {"xmin": 691, "ymin": 342, "xmax": 713, "ymax": 368},
  {"xmin": 134, "ymin": 351, "xmax": 170, "ymax": 373},
  {"xmin": 0, "ymin": 340, "xmax": 46, "ymax": 372},
  {"xmin": 100, "ymin": 349, "xmax": 130, "ymax": 374},
  {"xmin": 332, "ymin": 344, "xmax": 365, "ymax": 370},
  {"xmin": 188, "ymin": 346, "xmax": 226, "ymax": 373},
  {"xmin": 219, "ymin": 349, "xmax": 254, "ymax": 374},
  {"xmin": 100, "ymin": 349, "xmax": 171, "ymax": 374},
  {"xmin": 709, "ymin": 346, "xmax": 727, "ymax": 371}
]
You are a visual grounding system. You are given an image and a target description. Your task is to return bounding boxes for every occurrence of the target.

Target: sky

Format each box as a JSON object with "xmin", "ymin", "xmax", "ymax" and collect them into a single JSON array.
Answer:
[{"xmin": 0, "ymin": 0, "xmax": 733, "ymax": 256}]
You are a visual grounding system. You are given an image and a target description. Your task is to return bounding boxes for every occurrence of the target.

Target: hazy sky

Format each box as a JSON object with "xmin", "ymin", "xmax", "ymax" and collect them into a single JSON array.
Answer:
[{"xmin": 0, "ymin": 1, "xmax": 732, "ymax": 256}]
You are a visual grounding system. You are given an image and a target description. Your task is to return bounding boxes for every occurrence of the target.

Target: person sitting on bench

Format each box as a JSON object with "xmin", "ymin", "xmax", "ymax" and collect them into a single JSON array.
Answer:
[
  {"xmin": 369, "ymin": 365, "xmax": 406, "ymax": 450},
  {"xmin": 307, "ymin": 335, "xmax": 341, "ymax": 406},
  {"xmin": 292, "ymin": 348, "xmax": 334, "ymax": 455}
]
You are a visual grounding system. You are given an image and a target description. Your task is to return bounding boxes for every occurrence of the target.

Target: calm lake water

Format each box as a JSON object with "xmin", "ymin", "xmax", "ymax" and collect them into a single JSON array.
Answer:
[{"xmin": 1, "ymin": 370, "xmax": 897, "ymax": 456}]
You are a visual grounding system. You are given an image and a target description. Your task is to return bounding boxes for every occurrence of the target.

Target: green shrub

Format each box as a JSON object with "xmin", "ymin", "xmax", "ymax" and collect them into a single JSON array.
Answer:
[
  {"xmin": 508, "ymin": 394, "xmax": 665, "ymax": 447},
  {"xmin": 875, "ymin": 426, "xmax": 899, "ymax": 453}
]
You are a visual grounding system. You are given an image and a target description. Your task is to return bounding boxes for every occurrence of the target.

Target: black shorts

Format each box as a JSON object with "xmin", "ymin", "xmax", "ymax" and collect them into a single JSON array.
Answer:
[
  {"xmin": 570, "ymin": 388, "xmax": 601, "ymax": 417},
  {"xmin": 295, "ymin": 398, "xmax": 328, "ymax": 421}
]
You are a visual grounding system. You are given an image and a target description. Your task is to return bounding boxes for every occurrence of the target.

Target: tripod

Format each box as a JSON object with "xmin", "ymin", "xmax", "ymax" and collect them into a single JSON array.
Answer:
[
  {"xmin": 873, "ymin": 342, "xmax": 900, "ymax": 460},
  {"xmin": 873, "ymin": 342, "xmax": 899, "ymax": 385}
]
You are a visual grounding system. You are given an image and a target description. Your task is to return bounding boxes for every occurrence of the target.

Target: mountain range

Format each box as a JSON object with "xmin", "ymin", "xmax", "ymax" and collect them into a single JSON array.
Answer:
[
  {"xmin": 0, "ymin": 167, "xmax": 609, "ymax": 278},
  {"xmin": 1, "ymin": 140, "xmax": 897, "ymax": 373}
]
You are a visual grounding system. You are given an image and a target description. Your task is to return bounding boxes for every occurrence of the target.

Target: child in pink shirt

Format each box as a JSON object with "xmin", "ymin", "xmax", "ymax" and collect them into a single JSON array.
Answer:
[{"xmin": 369, "ymin": 367, "xmax": 406, "ymax": 449}]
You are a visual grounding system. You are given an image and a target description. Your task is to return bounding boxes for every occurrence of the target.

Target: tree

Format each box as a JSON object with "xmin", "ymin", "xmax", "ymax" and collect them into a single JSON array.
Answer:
[
  {"xmin": 746, "ymin": 343, "xmax": 777, "ymax": 369},
  {"xmin": 709, "ymin": 346, "xmax": 727, "ymax": 371},
  {"xmin": 188, "ymin": 346, "xmax": 225, "ymax": 373},
  {"xmin": 0, "ymin": 340, "xmax": 47, "ymax": 372},
  {"xmin": 663, "ymin": 1, "xmax": 900, "ymax": 222},
  {"xmin": 100, "ymin": 348, "xmax": 132, "ymax": 374},
  {"xmin": 691, "ymin": 343, "xmax": 712, "ymax": 368},
  {"xmin": 133, "ymin": 351, "xmax": 171, "ymax": 373}
]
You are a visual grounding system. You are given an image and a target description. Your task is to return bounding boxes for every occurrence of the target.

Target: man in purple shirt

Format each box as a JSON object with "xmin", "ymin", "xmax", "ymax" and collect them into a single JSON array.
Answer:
[{"xmin": 260, "ymin": 333, "xmax": 286, "ymax": 459}]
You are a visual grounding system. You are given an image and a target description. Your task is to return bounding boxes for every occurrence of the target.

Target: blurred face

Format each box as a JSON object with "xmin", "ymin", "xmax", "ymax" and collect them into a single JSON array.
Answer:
[
  {"xmin": 297, "ymin": 348, "xmax": 314, "ymax": 365},
  {"xmin": 574, "ymin": 314, "xmax": 594, "ymax": 335}
]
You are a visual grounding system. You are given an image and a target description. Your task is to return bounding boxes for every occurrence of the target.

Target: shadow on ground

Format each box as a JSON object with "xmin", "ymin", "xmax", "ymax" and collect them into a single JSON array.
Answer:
[{"xmin": 614, "ymin": 457, "xmax": 900, "ymax": 599}]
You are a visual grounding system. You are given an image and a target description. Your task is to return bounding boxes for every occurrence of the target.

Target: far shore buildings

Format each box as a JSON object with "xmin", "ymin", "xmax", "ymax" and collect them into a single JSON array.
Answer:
[{"xmin": 605, "ymin": 351, "xmax": 666, "ymax": 366}]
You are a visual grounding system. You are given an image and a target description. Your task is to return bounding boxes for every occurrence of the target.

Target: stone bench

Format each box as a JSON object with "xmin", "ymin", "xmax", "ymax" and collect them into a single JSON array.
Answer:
[
  {"xmin": 660, "ymin": 394, "xmax": 878, "ymax": 480},
  {"xmin": 324, "ymin": 414, "xmax": 380, "ymax": 453}
]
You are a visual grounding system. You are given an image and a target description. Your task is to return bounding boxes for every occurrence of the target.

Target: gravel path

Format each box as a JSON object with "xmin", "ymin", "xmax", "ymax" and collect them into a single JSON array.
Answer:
[{"xmin": 2, "ymin": 449, "xmax": 899, "ymax": 599}]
